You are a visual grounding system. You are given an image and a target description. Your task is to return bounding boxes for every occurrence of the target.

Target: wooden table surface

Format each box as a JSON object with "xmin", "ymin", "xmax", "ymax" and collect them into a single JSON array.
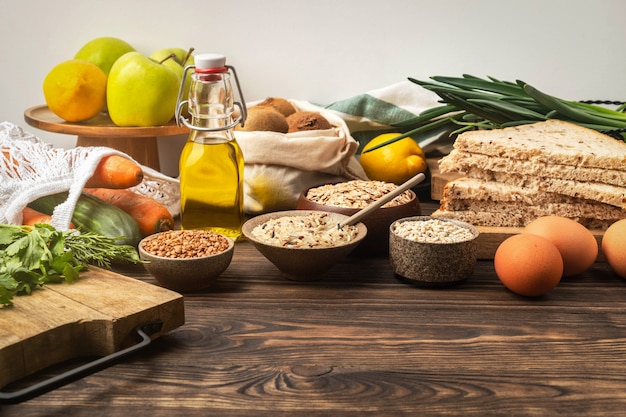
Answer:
[{"xmin": 3, "ymin": 202, "xmax": 626, "ymax": 416}]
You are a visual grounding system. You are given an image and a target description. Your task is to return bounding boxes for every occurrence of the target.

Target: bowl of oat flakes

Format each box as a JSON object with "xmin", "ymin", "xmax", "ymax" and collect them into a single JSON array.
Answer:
[
  {"xmin": 138, "ymin": 230, "xmax": 235, "ymax": 292},
  {"xmin": 242, "ymin": 210, "xmax": 367, "ymax": 281},
  {"xmin": 389, "ymin": 216, "xmax": 479, "ymax": 285},
  {"xmin": 296, "ymin": 180, "xmax": 421, "ymax": 253}
]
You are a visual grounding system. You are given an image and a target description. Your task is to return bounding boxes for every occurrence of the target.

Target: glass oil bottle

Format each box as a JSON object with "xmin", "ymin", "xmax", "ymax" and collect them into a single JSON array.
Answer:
[{"xmin": 175, "ymin": 53, "xmax": 247, "ymax": 239}]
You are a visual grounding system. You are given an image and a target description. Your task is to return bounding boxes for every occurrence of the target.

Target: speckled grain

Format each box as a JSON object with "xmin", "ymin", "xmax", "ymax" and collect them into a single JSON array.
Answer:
[{"xmin": 242, "ymin": 210, "xmax": 368, "ymax": 281}]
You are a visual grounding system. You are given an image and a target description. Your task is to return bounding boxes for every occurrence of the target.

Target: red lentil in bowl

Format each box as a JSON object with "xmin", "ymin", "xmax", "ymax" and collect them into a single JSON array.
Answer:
[
  {"xmin": 138, "ymin": 230, "xmax": 235, "ymax": 292},
  {"xmin": 141, "ymin": 230, "xmax": 231, "ymax": 258}
]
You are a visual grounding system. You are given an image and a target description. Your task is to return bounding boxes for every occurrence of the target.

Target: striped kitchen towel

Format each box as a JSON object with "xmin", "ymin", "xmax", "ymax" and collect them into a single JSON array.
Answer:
[{"xmin": 325, "ymin": 80, "xmax": 455, "ymax": 154}]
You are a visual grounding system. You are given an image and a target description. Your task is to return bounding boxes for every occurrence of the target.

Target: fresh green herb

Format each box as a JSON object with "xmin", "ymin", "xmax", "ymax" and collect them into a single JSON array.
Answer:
[
  {"xmin": 0, "ymin": 224, "xmax": 142, "ymax": 307},
  {"xmin": 361, "ymin": 75, "xmax": 626, "ymax": 153},
  {"xmin": 64, "ymin": 230, "xmax": 141, "ymax": 268}
]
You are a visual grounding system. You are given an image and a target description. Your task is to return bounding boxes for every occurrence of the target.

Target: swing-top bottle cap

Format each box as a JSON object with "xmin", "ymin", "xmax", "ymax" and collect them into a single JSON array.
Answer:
[{"xmin": 194, "ymin": 53, "xmax": 227, "ymax": 70}]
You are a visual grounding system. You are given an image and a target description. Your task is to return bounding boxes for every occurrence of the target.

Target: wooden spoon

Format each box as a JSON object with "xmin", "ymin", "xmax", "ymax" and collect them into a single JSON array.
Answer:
[{"xmin": 338, "ymin": 172, "xmax": 426, "ymax": 228}]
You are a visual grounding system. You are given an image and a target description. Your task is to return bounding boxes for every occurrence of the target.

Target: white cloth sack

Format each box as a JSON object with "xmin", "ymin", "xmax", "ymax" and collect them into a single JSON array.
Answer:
[{"xmin": 238, "ymin": 99, "xmax": 367, "ymax": 214}]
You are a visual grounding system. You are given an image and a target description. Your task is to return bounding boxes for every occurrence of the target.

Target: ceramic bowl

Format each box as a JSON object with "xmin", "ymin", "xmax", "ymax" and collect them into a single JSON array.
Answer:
[
  {"xmin": 138, "ymin": 230, "xmax": 235, "ymax": 292},
  {"xmin": 242, "ymin": 210, "xmax": 367, "ymax": 281},
  {"xmin": 389, "ymin": 216, "xmax": 479, "ymax": 285},
  {"xmin": 296, "ymin": 185, "xmax": 420, "ymax": 253}
]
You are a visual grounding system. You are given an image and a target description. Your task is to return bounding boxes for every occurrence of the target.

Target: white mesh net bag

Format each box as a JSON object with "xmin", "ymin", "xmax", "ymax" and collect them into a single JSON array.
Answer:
[
  {"xmin": 130, "ymin": 165, "xmax": 180, "ymax": 217},
  {"xmin": 0, "ymin": 121, "xmax": 180, "ymax": 230}
]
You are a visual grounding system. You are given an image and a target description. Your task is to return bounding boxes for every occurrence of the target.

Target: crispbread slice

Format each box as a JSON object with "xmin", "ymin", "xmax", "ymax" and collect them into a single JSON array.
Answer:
[
  {"xmin": 433, "ymin": 208, "xmax": 529, "ymax": 227},
  {"xmin": 460, "ymin": 168, "xmax": 626, "ymax": 209},
  {"xmin": 432, "ymin": 207, "xmax": 616, "ymax": 229},
  {"xmin": 433, "ymin": 177, "xmax": 626, "ymax": 229},
  {"xmin": 442, "ymin": 176, "xmax": 581, "ymax": 205},
  {"xmin": 441, "ymin": 198, "xmax": 624, "ymax": 222},
  {"xmin": 438, "ymin": 177, "xmax": 625, "ymax": 225},
  {"xmin": 452, "ymin": 120, "xmax": 626, "ymax": 170},
  {"xmin": 439, "ymin": 149, "xmax": 626, "ymax": 187},
  {"xmin": 435, "ymin": 120, "xmax": 626, "ymax": 226}
]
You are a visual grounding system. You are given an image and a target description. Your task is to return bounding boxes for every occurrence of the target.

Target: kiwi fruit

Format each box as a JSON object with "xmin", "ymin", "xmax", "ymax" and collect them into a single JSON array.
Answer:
[
  {"xmin": 257, "ymin": 97, "xmax": 297, "ymax": 117},
  {"xmin": 237, "ymin": 106, "xmax": 289, "ymax": 133},
  {"xmin": 286, "ymin": 111, "xmax": 333, "ymax": 133}
]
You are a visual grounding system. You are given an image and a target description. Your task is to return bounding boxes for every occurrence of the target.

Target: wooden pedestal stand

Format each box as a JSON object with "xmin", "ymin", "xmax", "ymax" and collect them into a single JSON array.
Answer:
[{"xmin": 24, "ymin": 105, "xmax": 189, "ymax": 171}]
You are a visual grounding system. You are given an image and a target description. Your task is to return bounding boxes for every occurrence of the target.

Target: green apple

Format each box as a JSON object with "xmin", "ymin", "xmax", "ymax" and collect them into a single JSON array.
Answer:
[
  {"xmin": 149, "ymin": 47, "xmax": 195, "ymax": 99},
  {"xmin": 150, "ymin": 47, "xmax": 195, "ymax": 70},
  {"xmin": 107, "ymin": 52, "xmax": 181, "ymax": 127},
  {"xmin": 74, "ymin": 36, "xmax": 135, "ymax": 76}
]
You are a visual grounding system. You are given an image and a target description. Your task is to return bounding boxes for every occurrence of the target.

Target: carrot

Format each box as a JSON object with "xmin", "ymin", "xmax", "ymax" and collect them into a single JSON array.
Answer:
[
  {"xmin": 22, "ymin": 207, "xmax": 75, "ymax": 228},
  {"xmin": 22, "ymin": 207, "xmax": 53, "ymax": 226},
  {"xmin": 3, "ymin": 151, "xmax": 142, "ymax": 189},
  {"xmin": 85, "ymin": 155, "xmax": 144, "ymax": 189},
  {"xmin": 83, "ymin": 188, "xmax": 174, "ymax": 236},
  {"xmin": 2, "ymin": 150, "xmax": 20, "ymax": 175}
]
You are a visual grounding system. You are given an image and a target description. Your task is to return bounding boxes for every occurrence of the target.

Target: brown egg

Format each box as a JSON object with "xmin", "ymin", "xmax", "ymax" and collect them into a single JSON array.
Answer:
[
  {"xmin": 523, "ymin": 216, "xmax": 598, "ymax": 277},
  {"xmin": 601, "ymin": 219, "xmax": 626, "ymax": 279},
  {"xmin": 494, "ymin": 233, "xmax": 563, "ymax": 297}
]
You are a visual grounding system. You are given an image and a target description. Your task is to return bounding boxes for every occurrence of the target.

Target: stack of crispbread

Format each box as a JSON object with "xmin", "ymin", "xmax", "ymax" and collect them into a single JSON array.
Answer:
[{"xmin": 432, "ymin": 119, "xmax": 626, "ymax": 229}]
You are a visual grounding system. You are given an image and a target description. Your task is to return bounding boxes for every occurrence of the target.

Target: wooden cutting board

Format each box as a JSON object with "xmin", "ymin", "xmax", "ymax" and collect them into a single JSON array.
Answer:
[
  {"xmin": 473, "ymin": 226, "xmax": 604, "ymax": 260},
  {"xmin": 426, "ymin": 158, "xmax": 606, "ymax": 261},
  {"xmin": 427, "ymin": 157, "xmax": 460, "ymax": 201},
  {"xmin": 0, "ymin": 267, "xmax": 185, "ymax": 389}
]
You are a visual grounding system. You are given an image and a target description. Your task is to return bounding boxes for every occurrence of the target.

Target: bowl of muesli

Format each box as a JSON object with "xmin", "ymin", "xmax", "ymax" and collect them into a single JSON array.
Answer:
[
  {"xmin": 242, "ymin": 210, "xmax": 367, "ymax": 281},
  {"xmin": 389, "ymin": 216, "xmax": 479, "ymax": 285},
  {"xmin": 296, "ymin": 180, "xmax": 420, "ymax": 253},
  {"xmin": 138, "ymin": 229, "xmax": 235, "ymax": 292}
]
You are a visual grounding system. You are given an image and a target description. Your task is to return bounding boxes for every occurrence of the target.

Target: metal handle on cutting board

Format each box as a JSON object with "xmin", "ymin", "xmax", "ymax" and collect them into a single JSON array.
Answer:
[{"xmin": 0, "ymin": 321, "xmax": 163, "ymax": 405}]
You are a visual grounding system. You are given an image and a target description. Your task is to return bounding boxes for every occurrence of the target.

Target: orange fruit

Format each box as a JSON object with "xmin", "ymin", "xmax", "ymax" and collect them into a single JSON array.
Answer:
[
  {"xmin": 43, "ymin": 59, "xmax": 107, "ymax": 122},
  {"xmin": 359, "ymin": 133, "xmax": 427, "ymax": 184}
]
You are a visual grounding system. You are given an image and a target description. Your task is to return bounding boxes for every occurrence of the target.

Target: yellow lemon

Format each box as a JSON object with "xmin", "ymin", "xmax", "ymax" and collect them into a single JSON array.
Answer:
[
  {"xmin": 43, "ymin": 59, "xmax": 107, "ymax": 122},
  {"xmin": 359, "ymin": 133, "xmax": 427, "ymax": 185}
]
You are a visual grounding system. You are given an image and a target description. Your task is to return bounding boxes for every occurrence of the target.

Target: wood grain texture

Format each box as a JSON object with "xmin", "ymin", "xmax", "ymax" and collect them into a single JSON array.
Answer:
[
  {"xmin": 2, "ymin": 205, "xmax": 625, "ymax": 416},
  {"xmin": 0, "ymin": 267, "xmax": 185, "ymax": 389},
  {"xmin": 24, "ymin": 105, "xmax": 188, "ymax": 138},
  {"xmin": 428, "ymin": 157, "xmax": 460, "ymax": 201}
]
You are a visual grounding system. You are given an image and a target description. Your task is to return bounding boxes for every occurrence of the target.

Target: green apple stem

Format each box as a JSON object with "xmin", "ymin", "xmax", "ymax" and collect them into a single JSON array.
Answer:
[
  {"xmin": 184, "ymin": 48, "xmax": 195, "ymax": 66},
  {"xmin": 158, "ymin": 53, "xmax": 177, "ymax": 65}
]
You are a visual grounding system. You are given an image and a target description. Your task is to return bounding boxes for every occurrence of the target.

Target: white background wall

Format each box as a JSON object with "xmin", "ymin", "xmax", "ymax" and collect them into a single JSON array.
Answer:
[{"xmin": 1, "ymin": 0, "xmax": 625, "ymax": 176}]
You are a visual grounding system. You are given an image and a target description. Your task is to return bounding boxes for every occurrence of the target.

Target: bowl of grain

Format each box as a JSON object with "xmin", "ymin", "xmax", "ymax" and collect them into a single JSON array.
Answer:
[
  {"xmin": 296, "ymin": 180, "xmax": 421, "ymax": 253},
  {"xmin": 389, "ymin": 216, "xmax": 479, "ymax": 285},
  {"xmin": 138, "ymin": 229, "xmax": 235, "ymax": 292},
  {"xmin": 242, "ymin": 210, "xmax": 367, "ymax": 281}
]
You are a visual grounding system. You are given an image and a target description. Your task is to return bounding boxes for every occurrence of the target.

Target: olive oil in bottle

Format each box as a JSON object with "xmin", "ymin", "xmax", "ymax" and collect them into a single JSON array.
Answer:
[{"xmin": 175, "ymin": 53, "xmax": 247, "ymax": 239}]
